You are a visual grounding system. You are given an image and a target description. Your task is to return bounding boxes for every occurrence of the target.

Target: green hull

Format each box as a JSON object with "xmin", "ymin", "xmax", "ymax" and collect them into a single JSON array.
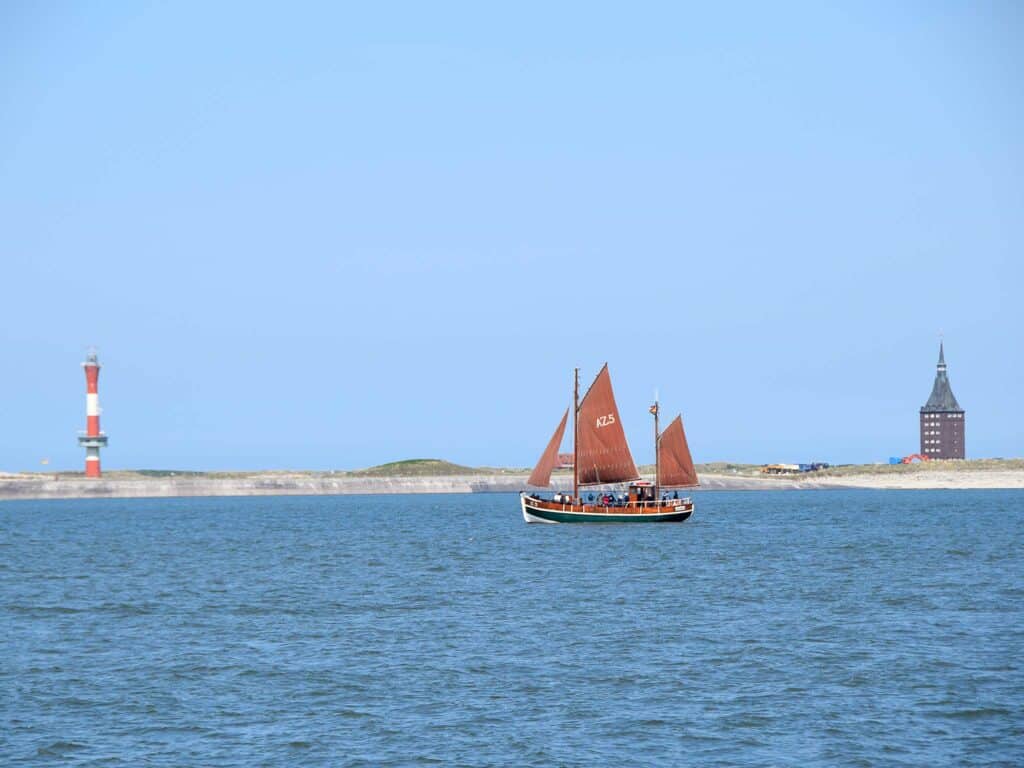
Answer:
[{"xmin": 522, "ymin": 496, "xmax": 693, "ymax": 524}]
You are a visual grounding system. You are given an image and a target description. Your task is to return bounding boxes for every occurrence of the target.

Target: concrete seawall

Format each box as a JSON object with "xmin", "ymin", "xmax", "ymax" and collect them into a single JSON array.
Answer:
[
  {"xmin": 0, "ymin": 474, "xmax": 507, "ymax": 501},
  {"xmin": 0, "ymin": 472, "xmax": 825, "ymax": 501},
  {"xmin": 3, "ymin": 469, "xmax": 1020, "ymax": 501}
]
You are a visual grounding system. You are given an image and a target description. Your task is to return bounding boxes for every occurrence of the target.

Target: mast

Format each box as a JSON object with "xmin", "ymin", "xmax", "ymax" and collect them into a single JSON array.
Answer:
[
  {"xmin": 573, "ymin": 367, "xmax": 579, "ymax": 501},
  {"xmin": 653, "ymin": 397, "xmax": 660, "ymax": 501}
]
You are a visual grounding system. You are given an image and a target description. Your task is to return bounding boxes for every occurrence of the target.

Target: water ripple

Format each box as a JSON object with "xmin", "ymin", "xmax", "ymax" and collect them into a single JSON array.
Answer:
[{"xmin": 1, "ymin": 489, "xmax": 1022, "ymax": 766}]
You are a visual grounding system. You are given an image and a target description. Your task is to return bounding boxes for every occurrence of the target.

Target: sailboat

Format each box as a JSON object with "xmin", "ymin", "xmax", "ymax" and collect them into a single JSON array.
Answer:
[{"xmin": 520, "ymin": 364, "xmax": 698, "ymax": 523}]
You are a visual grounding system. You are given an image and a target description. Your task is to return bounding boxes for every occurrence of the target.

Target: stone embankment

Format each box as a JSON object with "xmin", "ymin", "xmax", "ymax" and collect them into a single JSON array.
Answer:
[
  {"xmin": 0, "ymin": 473, "xmax": 506, "ymax": 501},
  {"xmin": 0, "ymin": 471, "xmax": 822, "ymax": 501},
  {"xmin": 2, "ymin": 468, "xmax": 1021, "ymax": 501}
]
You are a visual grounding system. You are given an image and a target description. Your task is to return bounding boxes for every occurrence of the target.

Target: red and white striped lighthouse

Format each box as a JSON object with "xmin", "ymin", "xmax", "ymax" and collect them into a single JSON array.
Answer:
[{"xmin": 78, "ymin": 349, "xmax": 108, "ymax": 477}]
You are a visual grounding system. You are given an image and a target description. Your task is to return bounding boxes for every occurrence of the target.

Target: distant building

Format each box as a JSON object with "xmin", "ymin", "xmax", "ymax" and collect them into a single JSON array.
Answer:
[{"xmin": 920, "ymin": 343, "xmax": 965, "ymax": 459}]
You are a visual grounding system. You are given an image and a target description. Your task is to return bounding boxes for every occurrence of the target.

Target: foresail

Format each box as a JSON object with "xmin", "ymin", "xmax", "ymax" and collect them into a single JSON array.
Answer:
[
  {"xmin": 576, "ymin": 364, "xmax": 640, "ymax": 485},
  {"xmin": 527, "ymin": 408, "xmax": 569, "ymax": 487},
  {"xmin": 658, "ymin": 414, "xmax": 698, "ymax": 487}
]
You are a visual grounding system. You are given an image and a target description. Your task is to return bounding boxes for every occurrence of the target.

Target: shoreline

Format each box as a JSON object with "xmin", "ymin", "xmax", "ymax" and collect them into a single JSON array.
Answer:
[{"xmin": 2, "ymin": 468, "xmax": 1023, "ymax": 501}]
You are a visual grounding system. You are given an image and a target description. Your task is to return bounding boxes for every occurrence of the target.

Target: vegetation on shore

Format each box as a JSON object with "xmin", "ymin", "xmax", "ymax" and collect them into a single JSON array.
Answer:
[
  {"xmin": 639, "ymin": 462, "xmax": 765, "ymax": 477},
  {"xmin": 6, "ymin": 457, "xmax": 1022, "ymax": 481},
  {"xmin": 349, "ymin": 459, "xmax": 478, "ymax": 477},
  {"xmin": 793, "ymin": 457, "xmax": 1024, "ymax": 478},
  {"xmin": 681, "ymin": 458, "xmax": 1024, "ymax": 480}
]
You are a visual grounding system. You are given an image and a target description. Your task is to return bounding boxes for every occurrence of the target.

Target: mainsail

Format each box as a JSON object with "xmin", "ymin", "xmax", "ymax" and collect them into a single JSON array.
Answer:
[
  {"xmin": 528, "ymin": 408, "xmax": 569, "ymax": 487},
  {"xmin": 658, "ymin": 414, "xmax": 698, "ymax": 487},
  {"xmin": 576, "ymin": 365, "xmax": 640, "ymax": 485}
]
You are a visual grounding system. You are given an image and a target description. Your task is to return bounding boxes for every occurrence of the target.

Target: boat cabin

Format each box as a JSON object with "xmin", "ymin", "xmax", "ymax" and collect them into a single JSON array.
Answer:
[{"xmin": 629, "ymin": 481, "xmax": 656, "ymax": 503}]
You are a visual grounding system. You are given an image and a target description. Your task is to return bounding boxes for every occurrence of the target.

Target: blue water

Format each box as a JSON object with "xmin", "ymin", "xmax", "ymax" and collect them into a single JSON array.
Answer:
[{"xmin": 1, "ymin": 490, "xmax": 1022, "ymax": 766}]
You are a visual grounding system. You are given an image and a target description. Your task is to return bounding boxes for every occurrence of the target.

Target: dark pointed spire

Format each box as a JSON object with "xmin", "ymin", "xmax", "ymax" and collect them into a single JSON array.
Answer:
[{"xmin": 922, "ymin": 342, "xmax": 961, "ymax": 412}]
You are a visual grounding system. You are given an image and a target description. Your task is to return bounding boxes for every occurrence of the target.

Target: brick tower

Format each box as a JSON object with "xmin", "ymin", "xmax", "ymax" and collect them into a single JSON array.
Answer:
[{"xmin": 920, "ymin": 342, "xmax": 965, "ymax": 459}]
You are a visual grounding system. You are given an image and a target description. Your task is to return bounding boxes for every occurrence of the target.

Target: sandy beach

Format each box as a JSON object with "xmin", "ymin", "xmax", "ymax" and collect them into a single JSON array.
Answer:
[{"xmin": 805, "ymin": 469, "xmax": 1024, "ymax": 490}]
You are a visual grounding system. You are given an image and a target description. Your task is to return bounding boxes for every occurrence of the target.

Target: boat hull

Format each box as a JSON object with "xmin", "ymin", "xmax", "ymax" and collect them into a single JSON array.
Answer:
[{"xmin": 521, "ymin": 494, "xmax": 693, "ymax": 524}]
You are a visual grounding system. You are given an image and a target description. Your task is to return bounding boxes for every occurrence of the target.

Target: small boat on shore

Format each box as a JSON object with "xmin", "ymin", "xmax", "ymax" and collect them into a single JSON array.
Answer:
[{"xmin": 521, "ymin": 364, "xmax": 698, "ymax": 524}]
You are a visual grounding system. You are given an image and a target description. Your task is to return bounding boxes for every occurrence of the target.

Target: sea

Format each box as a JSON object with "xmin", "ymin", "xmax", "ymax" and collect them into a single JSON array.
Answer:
[{"xmin": 1, "ymin": 490, "xmax": 1022, "ymax": 767}]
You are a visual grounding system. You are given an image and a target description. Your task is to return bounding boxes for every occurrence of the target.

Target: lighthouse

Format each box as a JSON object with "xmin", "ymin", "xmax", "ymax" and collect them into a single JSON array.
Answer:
[{"xmin": 78, "ymin": 349, "xmax": 108, "ymax": 477}]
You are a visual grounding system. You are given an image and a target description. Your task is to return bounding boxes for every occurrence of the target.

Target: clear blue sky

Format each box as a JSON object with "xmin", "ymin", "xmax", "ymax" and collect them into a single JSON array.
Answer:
[{"xmin": 1, "ymin": 2, "xmax": 1021, "ymax": 471}]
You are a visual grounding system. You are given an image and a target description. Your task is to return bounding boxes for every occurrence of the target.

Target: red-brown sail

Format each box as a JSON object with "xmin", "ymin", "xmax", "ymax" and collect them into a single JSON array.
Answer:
[
  {"xmin": 528, "ymin": 408, "xmax": 569, "ymax": 487},
  {"xmin": 658, "ymin": 414, "xmax": 698, "ymax": 487},
  {"xmin": 576, "ymin": 364, "xmax": 640, "ymax": 485}
]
